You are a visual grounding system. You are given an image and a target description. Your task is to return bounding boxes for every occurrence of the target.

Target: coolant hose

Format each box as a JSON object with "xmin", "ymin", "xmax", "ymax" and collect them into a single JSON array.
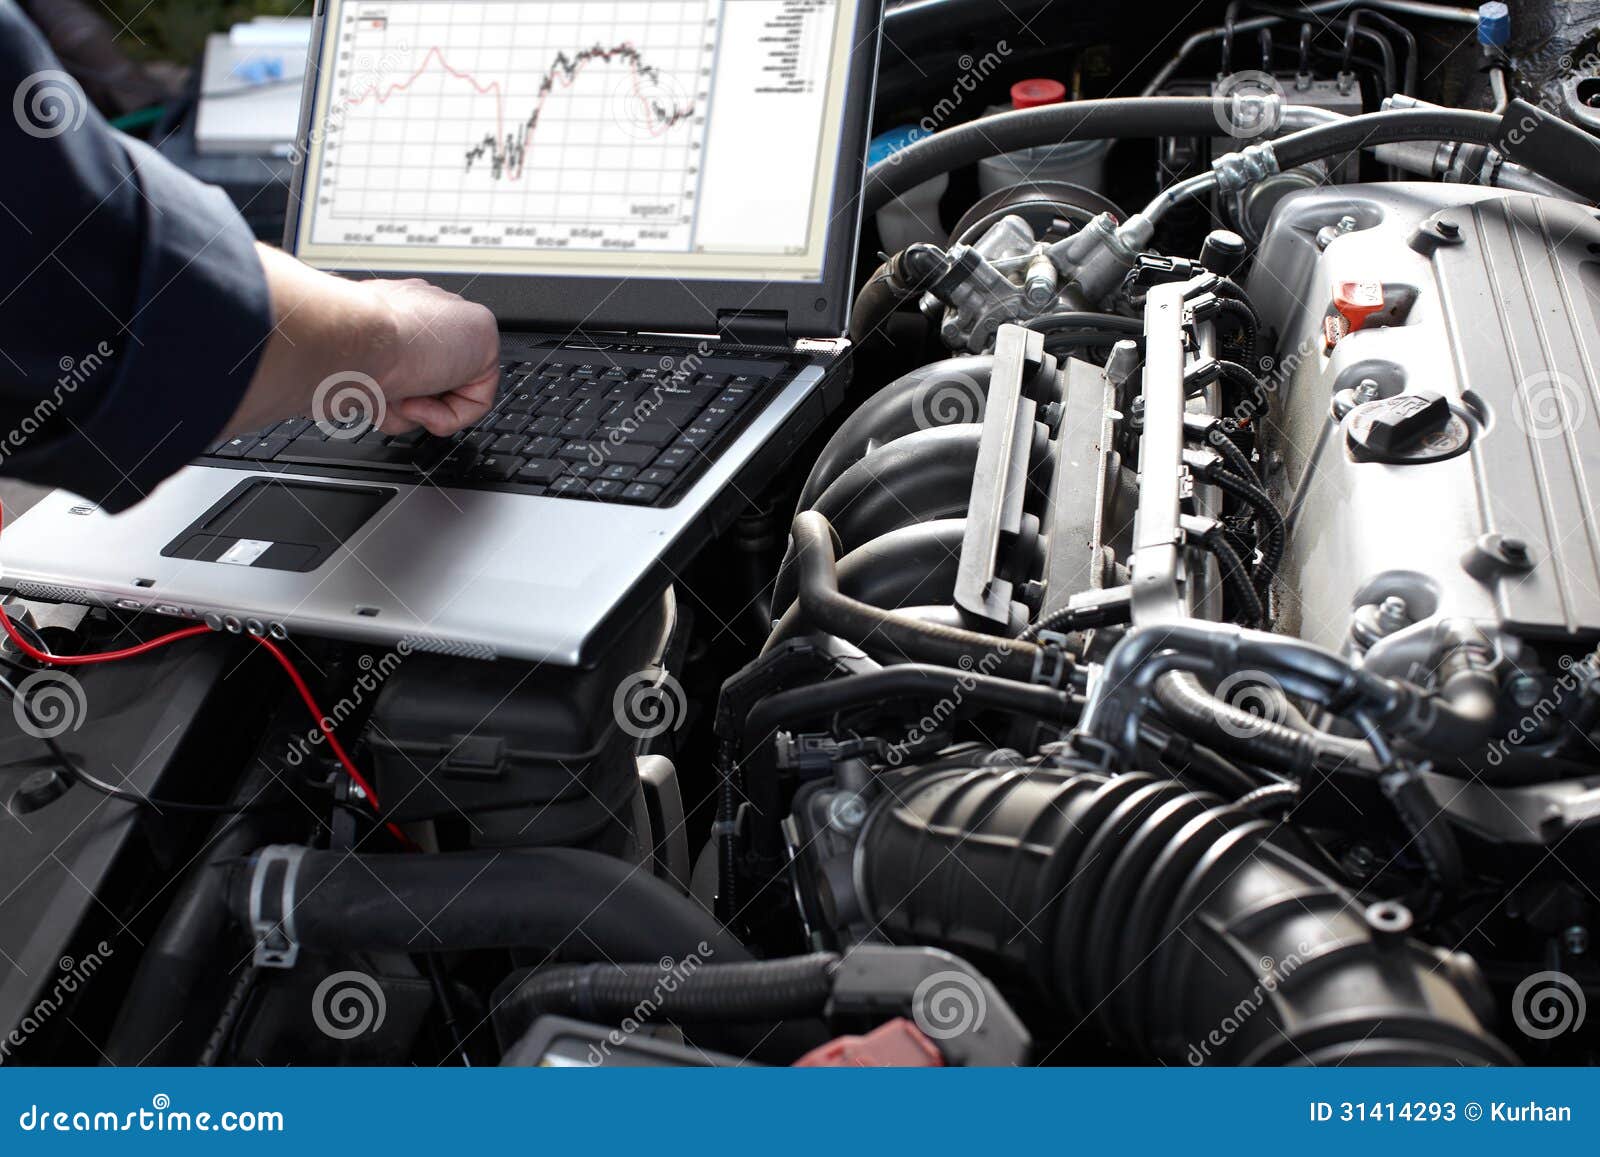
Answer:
[
  {"xmin": 787, "ymin": 510, "xmax": 1050, "ymax": 682},
  {"xmin": 800, "ymin": 356, "xmax": 994, "ymax": 509},
  {"xmin": 228, "ymin": 847, "xmax": 749, "ymax": 963},
  {"xmin": 855, "ymin": 761, "xmax": 1515, "ymax": 1065},
  {"xmin": 1153, "ymin": 671, "xmax": 1373, "ymax": 777},
  {"xmin": 1266, "ymin": 107, "xmax": 1501, "ymax": 174},
  {"xmin": 864, "ymin": 97, "xmax": 1232, "ymax": 215},
  {"xmin": 493, "ymin": 953, "xmax": 840, "ymax": 1046}
]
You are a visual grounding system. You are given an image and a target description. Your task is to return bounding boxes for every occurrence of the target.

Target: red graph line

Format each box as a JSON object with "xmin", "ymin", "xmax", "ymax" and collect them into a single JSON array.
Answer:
[{"xmin": 343, "ymin": 41, "xmax": 695, "ymax": 181}]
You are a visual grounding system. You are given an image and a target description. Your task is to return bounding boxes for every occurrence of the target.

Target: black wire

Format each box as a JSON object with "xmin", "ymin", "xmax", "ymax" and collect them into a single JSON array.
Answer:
[{"xmin": 0, "ymin": 669, "xmax": 287, "ymax": 816}]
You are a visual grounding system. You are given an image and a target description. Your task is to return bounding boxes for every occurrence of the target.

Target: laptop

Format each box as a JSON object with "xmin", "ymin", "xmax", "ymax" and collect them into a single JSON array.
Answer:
[{"xmin": 2, "ymin": 0, "xmax": 882, "ymax": 665}]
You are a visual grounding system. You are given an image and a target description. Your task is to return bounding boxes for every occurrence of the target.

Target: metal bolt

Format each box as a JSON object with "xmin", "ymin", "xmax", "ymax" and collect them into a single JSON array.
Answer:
[
  {"xmin": 1340, "ymin": 843, "xmax": 1380, "ymax": 880},
  {"xmin": 1354, "ymin": 377, "xmax": 1381, "ymax": 404},
  {"xmin": 1564, "ymin": 925, "xmax": 1590, "ymax": 956},
  {"xmin": 1376, "ymin": 595, "xmax": 1410, "ymax": 634},
  {"xmin": 1501, "ymin": 536, "xmax": 1529, "ymax": 561},
  {"xmin": 1337, "ymin": 214, "xmax": 1358, "ymax": 234},
  {"xmin": 826, "ymin": 791, "xmax": 868, "ymax": 834},
  {"xmin": 1435, "ymin": 219, "xmax": 1461, "ymax": 238},
  {"xmin": 1507, "ymin": 673, "xmax": 1542, "ymax": 709}
]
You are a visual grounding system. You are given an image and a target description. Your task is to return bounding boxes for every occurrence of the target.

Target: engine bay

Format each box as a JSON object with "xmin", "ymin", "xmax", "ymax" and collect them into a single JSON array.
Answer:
[{"xmin": 4, "ymin": 0, "xmax": 1600, "ymax": 1068}]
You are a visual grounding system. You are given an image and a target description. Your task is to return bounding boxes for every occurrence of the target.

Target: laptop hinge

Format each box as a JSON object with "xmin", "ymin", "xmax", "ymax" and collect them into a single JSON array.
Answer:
[{"xmin": 716, "ymin": 310, "xmax": 791, "ymax": 346}]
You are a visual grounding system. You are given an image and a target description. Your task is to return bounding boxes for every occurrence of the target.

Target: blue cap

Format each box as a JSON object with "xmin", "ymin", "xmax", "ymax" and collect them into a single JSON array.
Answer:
[
  {"xmin": 1477, "ymin": 2, "xmax": 1510, "ymax": 48},
  {"xmin": 868, "ymin": 124, "xmax": 927, "ymax": 167}
]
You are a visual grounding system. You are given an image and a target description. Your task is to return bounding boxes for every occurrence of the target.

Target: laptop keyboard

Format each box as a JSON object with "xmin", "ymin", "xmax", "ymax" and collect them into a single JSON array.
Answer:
[{"xmin": 203, "ymin": 348, "xmax": 789, "ymax": 507}]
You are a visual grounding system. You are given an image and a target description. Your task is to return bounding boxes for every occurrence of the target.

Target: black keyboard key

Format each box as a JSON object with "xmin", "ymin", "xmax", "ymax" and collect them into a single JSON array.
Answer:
[
  {"xmin": 526, "ymin": 416, "xmax": 563, "ymax": 437},
  {"xmin": 714, "ymin": 389, "xmax": 752, "ymax": 409},
  {"xmin": 620, "ymin": 482, "xmax": 663, "ymax": 504},
  {"xmin": 567, "ymin": 462, "xmax": 604, "ymax": 480},
  {"xmin": 490, "ymin": 413, "xmax": 529, "ymax": 434},
  {"xmin": 698, "ymin": 406, "xmax": 736, "ymax": 429},
  {"xmin": 677, "ymin": 425, "xmax": 717, "ymax": 449},
  {"xmin": 556, "ymin": 441, "xmax": 602, "ymax": 463},
  {"xmin": 472, "ymin": 455, "xmax": 523, "ymax": 482},
  {"xmin": 654, "ymin": 446, "xmax": 695, "ymax": 471},
  {"xmin": 589, "ymin": 479, "xmax": 627, "ymax": 500},
  {"xmin": 505, "ymin": 391, "xmax": 541, "ymax": 413},
  {"xmin": 601, "ymin": 464, "xmax": 638, "ymax": 482},
  {"xmin": 596, "ymin": 442, "xmax": 658, "ymax": 467},
  {"xmin": 244, "ymin": 434, "xmax": 292, "ymax": 461},
  {"xmin": 522, "ymin": 435, "xmax": 562, "ymax": 459},
  {"xmin": 650, "ymin": 402, "xmax": 700, "ymax": 428},
  {"xmin": 213, "ymin": 436, "xmax": 254, "ymax": 458},
  {"xmin": 535, "ymin": 397, "xmax": 575, "ymax": 419},
  {"xmin": 621, "ymin": 422, "xmax": 677, "ymax": 448},
  {"xmin": 280, "ymin": 435, "xmax": 417, "ymax": 471},
  {"xmin": 490, "ymin": 434, "xmax": 527, "ymax": 455},
  {"xmin": 636, "ymin": 467, "xmax": 678, "ymax": 486},
  {"xmin": 517, "ymin": 459, "xmax": 562, "ymax": 485},
  {"xmin": 547, "ymin": 476, "xmax": 590, "ymax": 498},
  {"xmin": 729, "ymin": 374, "xmax": 771, "ymax": 388},
  {"xmin": 457, "ymin": 430, "xmax": 496, "ymax": 451}
]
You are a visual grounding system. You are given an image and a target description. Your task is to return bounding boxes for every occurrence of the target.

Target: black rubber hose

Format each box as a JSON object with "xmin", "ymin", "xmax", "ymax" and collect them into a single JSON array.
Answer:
[
  {"xmin": 799, "ymin": 356, "xmax": 994, "ymax": 510},
  {"xmin": 1267, "ymin": 107, "xmax": 1501, "ymax": 174},
  {"xmin": 1380, "ymin": 765, "xmax": 1465, "ymax": 903},
  {"xmin": 1197, "ymin": 528, "xmax": 1264, "ymax": 627},
  {"xmin": 864, "ymin": 97, "xmax": 1234, "ymax": 215},
  {"xmin": 848, "ymin": 244, "xmax": 948, "ymax": 345},
  {"xmin": 1153, "ymin": 671, "xmax": 1373, "ymax": 779},
  {"xmin": 1212, "ymin": 466, "xmax": 1286, "ymax": 578},
  {"xmin": 1233, "ymin": 780, "xmax": 1302, "ymax": 815},
  {"xmin": 226, "ymin": 847, "xmax": 750, "ymax": 963},
  {"xmin": 765, "ymin": 519, "xmax": 972, "ymax": 650},
  {"xmin": 855, "ymin": 760, "xmax": 1515, "ymax": 1066},
  {"xmin": 1023, "ymin": 311, "xmax": 1143, "ymax": 338},
  {"xmin": 743, "ymin": 665, "xmax": 1079, "ymax": 746},
  {"xmin": 787, "ymin": 510, "xmax": 1049, "ymax": 682},
  {"xmin": 103, "ymin": 762, "xmax": 298, "ymax": 1066},
  {"xmin": 494, "ymin": 953, "xmax": 839, "ymax": 1047}
]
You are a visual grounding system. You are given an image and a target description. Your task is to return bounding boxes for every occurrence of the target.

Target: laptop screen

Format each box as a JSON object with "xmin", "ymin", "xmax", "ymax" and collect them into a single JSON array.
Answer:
[{"xmin": 291, "ymin": 0, "xmax": 866, "ymax": 285}]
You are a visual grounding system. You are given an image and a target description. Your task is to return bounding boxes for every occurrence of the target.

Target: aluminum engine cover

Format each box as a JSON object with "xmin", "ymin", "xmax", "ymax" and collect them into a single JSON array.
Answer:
[{"xmin": 1249, "ymin": 183, "xmax": 1600, "ymax": 659}]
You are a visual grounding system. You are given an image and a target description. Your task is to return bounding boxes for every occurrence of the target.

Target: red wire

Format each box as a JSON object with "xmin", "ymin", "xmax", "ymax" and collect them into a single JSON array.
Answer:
[{"xmin": 0, "ymin": 499, "xmax": 412, "ymax": 848}]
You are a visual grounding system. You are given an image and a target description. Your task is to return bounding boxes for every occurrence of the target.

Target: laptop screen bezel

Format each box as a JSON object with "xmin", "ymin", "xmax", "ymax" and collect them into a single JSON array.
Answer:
[{"xmin": 283, "ymin": 0, "xmax": 883, "ymax": 341}]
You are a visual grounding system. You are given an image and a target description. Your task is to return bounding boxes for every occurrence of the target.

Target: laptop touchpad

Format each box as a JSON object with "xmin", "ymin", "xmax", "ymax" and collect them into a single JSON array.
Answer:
[{"xmin": 162, "ymin": 478, "xmax": 394, "ymax": 573}]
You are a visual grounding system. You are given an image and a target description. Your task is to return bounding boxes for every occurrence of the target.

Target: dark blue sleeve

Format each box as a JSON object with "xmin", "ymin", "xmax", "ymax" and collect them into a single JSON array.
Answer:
[{"xmin": 0, "ymin": 4, "xmax": 272, "ymax": 512}]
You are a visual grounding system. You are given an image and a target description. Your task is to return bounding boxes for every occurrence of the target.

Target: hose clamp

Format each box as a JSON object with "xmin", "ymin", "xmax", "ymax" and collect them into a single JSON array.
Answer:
[
  {"xmin": 248, "ymin": 844, "xmax": 308, "ymax": 969},
  {"xmin": 1030, "ymin": 631, "xmax": 1072, "ymax": 689},
  {"xmin": 1211, "ymin": 142, "xmax": 1280, "ymax": 194}
]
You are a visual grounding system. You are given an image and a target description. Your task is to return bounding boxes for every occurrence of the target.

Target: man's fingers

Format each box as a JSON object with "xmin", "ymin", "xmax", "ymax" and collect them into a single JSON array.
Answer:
[{"xmin": 394, "ymin": 375, "xmax": 496, "ymax": 436}]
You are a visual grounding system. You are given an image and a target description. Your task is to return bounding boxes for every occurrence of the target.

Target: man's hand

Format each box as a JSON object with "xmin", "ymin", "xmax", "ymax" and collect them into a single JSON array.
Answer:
[{"xmin": 222, "ymin": 244, "xmax": 499, "ymax": 439}]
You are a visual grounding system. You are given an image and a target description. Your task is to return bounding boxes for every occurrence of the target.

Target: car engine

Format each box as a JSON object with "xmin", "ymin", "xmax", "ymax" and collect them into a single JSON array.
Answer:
[{"xmin": 4, "ymin": 0, "xmax": 1599, "ymax": 1068}]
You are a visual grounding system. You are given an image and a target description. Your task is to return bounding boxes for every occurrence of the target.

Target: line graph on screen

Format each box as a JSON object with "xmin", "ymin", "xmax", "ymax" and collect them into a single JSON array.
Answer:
[{"xmin": 314, "ymin": 2, "xmax": 715, "ymax": 249}]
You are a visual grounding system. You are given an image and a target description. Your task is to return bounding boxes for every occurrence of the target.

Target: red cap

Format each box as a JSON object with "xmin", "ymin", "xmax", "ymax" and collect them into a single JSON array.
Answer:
[
  {"xmin": 1333, "ymin": 280, "xmax": 1386, "ymax": 331},
  {"xmin": 1011, "ymin": 78, "xmax": 1067, "ymax": 109},
  {"xmin": 792, "ymin": 1018, "xmax": 945, "ymax": 1068}
]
